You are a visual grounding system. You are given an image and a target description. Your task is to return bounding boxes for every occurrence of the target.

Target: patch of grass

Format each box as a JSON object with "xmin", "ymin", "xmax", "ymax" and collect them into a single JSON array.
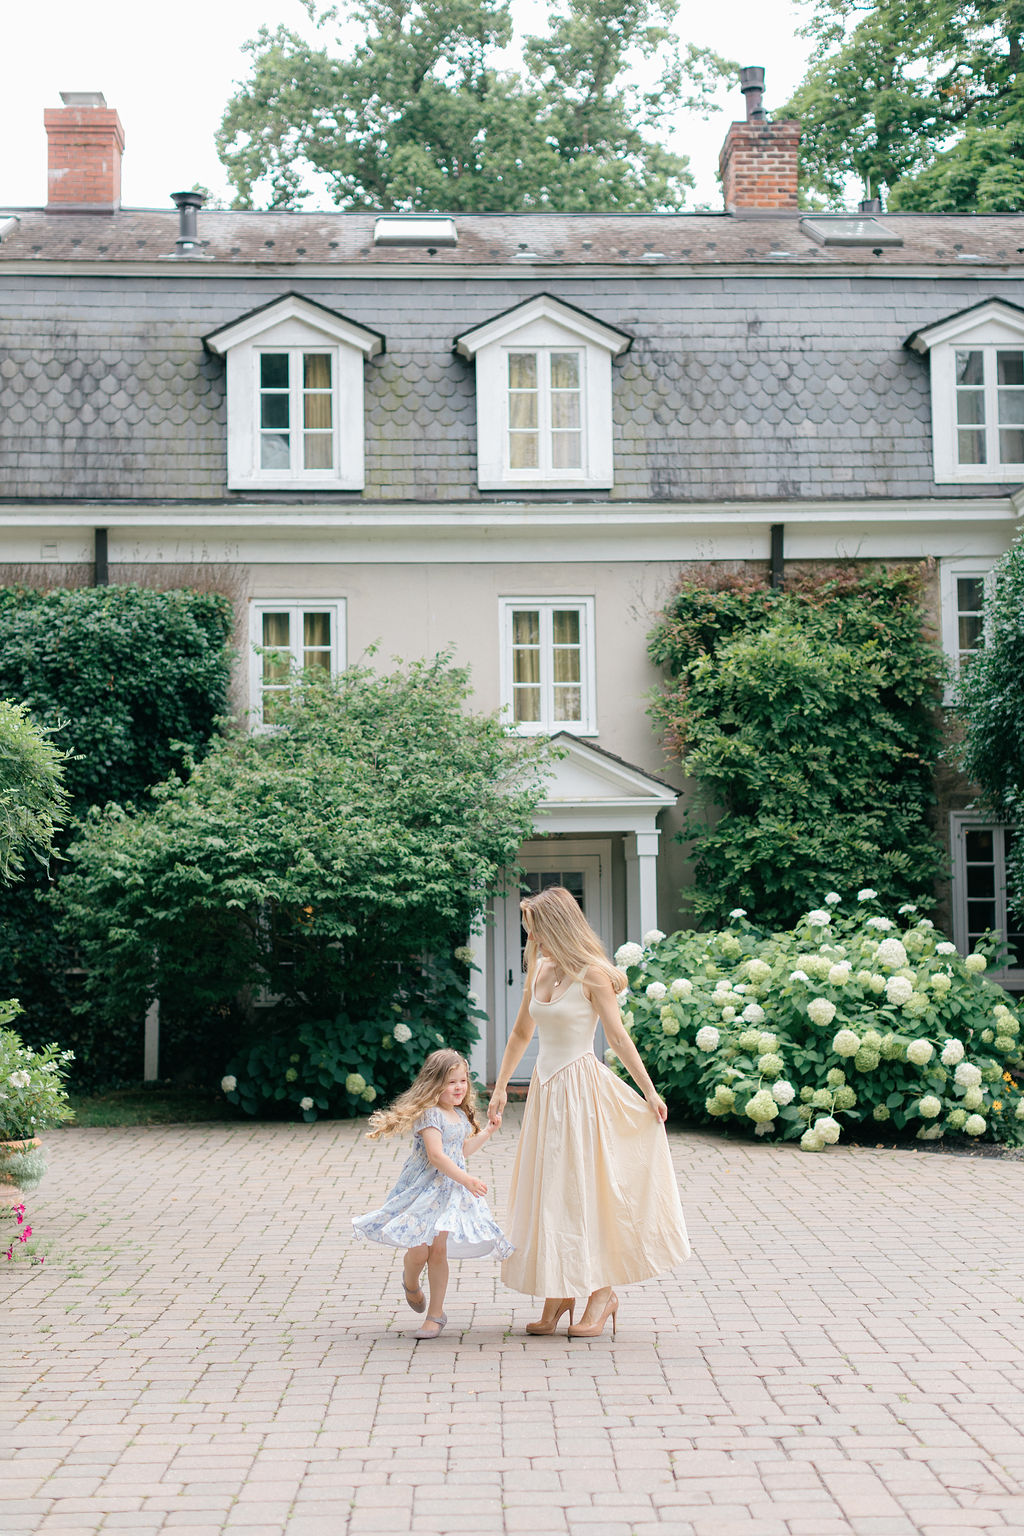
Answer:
[{"xmin": 67, "ymin": 1084, "xmax": 236, "ymax": 1128}]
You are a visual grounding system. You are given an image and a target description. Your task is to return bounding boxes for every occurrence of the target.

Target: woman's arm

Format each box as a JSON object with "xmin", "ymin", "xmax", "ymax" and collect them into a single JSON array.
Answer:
[
  {"xmin": 585, "ymin": 970, "xmax": 668, "ymax": 1122},
  {"xmin": 463, "ymin": 1120, "xmax": 496, "ymax": 1157},
  {"xmin": 419, "ymin": 1126, "xmax": 487, "ymax": 1197},
  {"xmin": 488, "ymin": 959, "xmax": 538, "ymax": 1126}
]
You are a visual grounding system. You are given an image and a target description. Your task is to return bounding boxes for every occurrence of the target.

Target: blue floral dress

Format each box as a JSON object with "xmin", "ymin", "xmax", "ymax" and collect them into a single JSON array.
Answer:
[{"xmin": 352, "ymin": 1106, "xmax": 514, "ymax": 1259}]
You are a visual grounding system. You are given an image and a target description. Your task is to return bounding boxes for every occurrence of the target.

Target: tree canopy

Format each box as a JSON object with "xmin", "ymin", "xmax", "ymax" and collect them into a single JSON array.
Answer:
[
  {"xmin": 216, "ymin": 0, "xmax": 733, "ymax": 211},
  {"xmin": 782, "ymin": 0, "xmax": 1024, "ymax": 211}
]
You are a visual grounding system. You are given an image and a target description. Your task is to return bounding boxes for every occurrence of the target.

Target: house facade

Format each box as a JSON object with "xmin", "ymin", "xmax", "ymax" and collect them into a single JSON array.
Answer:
[{"xmin": 2, "ymin": 85, "xmax": 1024, "ymax": 1078}]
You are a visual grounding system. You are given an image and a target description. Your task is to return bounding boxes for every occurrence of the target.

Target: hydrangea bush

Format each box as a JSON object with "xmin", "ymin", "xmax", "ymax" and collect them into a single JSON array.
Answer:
[
  {"xmin": 0, "ymin": 1004, "xmax": 75, "ymax": 1189},
  {"xmin": 611, "ymin": 894, "xmax": 1024, "ymax": 1152}
]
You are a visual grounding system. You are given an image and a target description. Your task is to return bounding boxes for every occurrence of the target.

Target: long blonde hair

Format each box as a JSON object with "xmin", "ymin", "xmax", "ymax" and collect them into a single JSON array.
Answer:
[
  {"xmin": 365, "ymin": 1049, "xmax": 481, "ymax": 1140},
  {"xmin": 522, "ymin": 885, "xmax": 627, "ymax": 994}
]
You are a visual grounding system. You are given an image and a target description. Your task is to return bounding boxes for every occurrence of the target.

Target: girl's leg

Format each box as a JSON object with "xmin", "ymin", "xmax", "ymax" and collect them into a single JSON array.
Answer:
[
  {"xmin": 419, "ymin": 1232, "xmax": 449, "ymax": 1336},
  {"xmin": 403, "ymin": 1243, "xmax": 429, "ymax": 1306}
]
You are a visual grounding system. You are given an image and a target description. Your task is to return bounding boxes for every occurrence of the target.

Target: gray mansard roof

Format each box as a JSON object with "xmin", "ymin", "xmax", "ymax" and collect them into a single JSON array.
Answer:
[{"xmin": 2, "ymin": 207, "xmax": 1024, "ymax": 503}]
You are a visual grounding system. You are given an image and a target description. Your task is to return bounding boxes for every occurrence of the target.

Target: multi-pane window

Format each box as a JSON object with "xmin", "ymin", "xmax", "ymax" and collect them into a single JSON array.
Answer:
[
  {"xmin": 955, "ymin": 348, "xmax": 1024, "ymax": 468},
  {"xmin": 506, "ymin": 350, "xmax": 583, "ymax": 472},
  {"xmin": 939, "ymin": 560, "xmax": 995, "ymax": 694},
  {"xmin": 258, "ymin": 351, "xmax": 335, "ymax": 474},
  {"xmin": 250, "ymin": 601, "xmax": 344, "ymax": 726},
  {"xmin": 500, "ymin": 599, "xmax": 595, "ymax": 734},
  {"xmin": 952, "ymin": 817, "xmax": 1024, "ymax": 982},
  {"xmin": 954, "ymin": 575, "xmax": 986, "ymax": 667}
]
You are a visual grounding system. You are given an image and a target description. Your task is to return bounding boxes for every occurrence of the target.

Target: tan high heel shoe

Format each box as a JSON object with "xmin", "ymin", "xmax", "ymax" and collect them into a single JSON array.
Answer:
[
  {"xmin": 567, "ymin": 1291, "xmax": 618, "ymax": 1339},
  {"xmin": 525, "ymin": 1297, "xmax": 575, "ymax": 1335}
]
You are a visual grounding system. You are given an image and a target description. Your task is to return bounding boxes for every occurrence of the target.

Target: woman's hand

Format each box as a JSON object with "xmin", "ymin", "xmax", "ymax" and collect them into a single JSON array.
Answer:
[
  {"xmin": 488, "ymin": 1087, "xmax": 507, "ymax": 1127},
  {"xmin": 645, "ymin": 1090, "xmax": 668, "ymax": 1123}
]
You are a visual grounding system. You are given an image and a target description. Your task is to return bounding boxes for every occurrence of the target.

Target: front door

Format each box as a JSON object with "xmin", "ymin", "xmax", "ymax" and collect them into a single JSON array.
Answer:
[{"xmin": 495, "ymin": 841, "xmax": 612, "ymax": 1083}]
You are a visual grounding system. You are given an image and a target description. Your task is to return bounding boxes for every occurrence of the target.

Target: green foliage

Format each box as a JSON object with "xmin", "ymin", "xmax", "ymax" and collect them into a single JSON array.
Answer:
[
  {"xmin": 0, "ymin": 700, "xmax": 71, "ymax": 883},
  {"xmin": 59, "ymin": 656, "xmax": 552, "ymax": 1094},
  {"xmin": 222, "ymin": 953, "xmax": 483, "ymax": 1121},
  {"xmin": 614, "ymin": 900, "xmax": 1024, "ymax": 1148},
  {"xmin": 0, "ymin": 585, "xmax": 234, "ymax": 1083},
  {"xmin": 216, "ymin": 0, "xmax": 733, "ymax": 211},
  {"xmin": 0, "ymin": 1005, "xmax": 75, "ymax": 1143},
  {"xmin": 956, "ymin": 530, "xmax": 1024, "ymax": 912},
  {"xmin": 648, "ymin": 567, "xmax": 946, "ymax": 928},
  {"xmin": 783, "ymin": 0, "xmax": 1024, "ymax": 210}
]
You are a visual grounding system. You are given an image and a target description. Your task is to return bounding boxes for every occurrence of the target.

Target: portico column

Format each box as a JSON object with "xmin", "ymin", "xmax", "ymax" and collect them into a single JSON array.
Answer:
[
  {"xmin": 624, "ymin": 830, "xmax": 661, "ymax": 942},
  {"xmin": 466, "ymin": 919, "xmax": 490, "ymax": 1083}
]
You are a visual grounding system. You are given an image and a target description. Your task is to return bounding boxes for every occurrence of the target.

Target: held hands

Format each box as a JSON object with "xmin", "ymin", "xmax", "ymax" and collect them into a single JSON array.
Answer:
[
  {"xmin": 464, "ymin": 1174, "xmax": 488, "ymax": 1198},
  {"xmin": 488, "ymin": 1087, "xmax": 507, "ymax": 1127}
]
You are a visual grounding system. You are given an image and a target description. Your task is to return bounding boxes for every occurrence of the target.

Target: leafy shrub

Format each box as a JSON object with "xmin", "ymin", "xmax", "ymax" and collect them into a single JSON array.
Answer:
[
  {"xmin": 0, "ymin": 1002, "xmax": 75, "ymax": 1191},
  {"xmin": 612, "ymin": 894, "xmax": 1024, "ymax": 1150},
  {"xmin": 647, "ymin": 567, "xmax": 946, "ymax": 927},
  {"xmin": 60, "ymin": 656, "xmax": 552, "ymax": 1093},
  {"xmin": 0, "ymin": 700, "xmax": 71, "ymax": 883},
  {"xmin": 222, "ymin": 952, "xmax": 483, "ymax": 1120}
]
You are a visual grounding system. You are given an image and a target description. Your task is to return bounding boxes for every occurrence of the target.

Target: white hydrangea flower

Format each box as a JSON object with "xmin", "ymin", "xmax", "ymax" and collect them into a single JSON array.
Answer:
[
  {"xmin": 299, "ymin": 1096, "xmax": 314, "ymax": 1111},
  {"xmin": 8, "ymin": 1070, "xmax": 30, "ymax": 1089},
  {"xmin": 745, "ymin": 959, "xmax": 772, "ymax": 983},
  {"xmin": 814, "ymin": 1115, "xmax": 842, "ymax": 1145},
  {"xmin": 940, "ymin": 1039, "xmax": 965, "ymax": 1066},
  {"xmin": 857, "ymin": 888, "xmax": 878, "ymax": 901},
  {"xmin": 722, "ymin": 1006, "xmax": 736, "ymax": 1021},
  {"xmin": 772, "ymin": 1079, "xmax": 796, "ymax": 1105},
  {"xmin": 885, "ymin": 975, "xmax": 914, "ymax": 1007},
  {"xmin": 744, "ymin": 1089, "xmax": 778, "ymax": 1123},
  {"xmin": 825, "ymin": 892, "xmax": 842, "ymax": 905},
  {"xmin": 714, "ymin": 979, "xmax": 733, "ymax": 995},
  {"xmin": 604, "ymin": 1048, "xmax": 617, "ymax": 1065},
  {"xmin": 741, "ymin": 1002, "xmax": 766, "ymax": 1025},
  {"xmin": 757, "ymin": 1031, "xmax": 778, "ymax": 1052},
  {"xmin": 669, "ymin": 978, "xmax": 693, "ymax": 999},
  {"xmin": 642, "ymin": 929, "xmax": 666, "ymax": 947},
  {"xmin": 954, "ymin": 1061, "xmax": 982, "ymax": 1089},
  {"xmin": 661, "ymin": 1017, "xmax": 680, "ymax": 1036},
  {"xmin": 393, "ymin": 1023, "xmax": 413, "ymax": 1044},
  {"xmin": 928, "ymin": 973, "xmax": 952, "ymax": 994},
  {"xmin": 806, "ymin": 909, "xmax": 832, "ymax": 926},
  {"xmin": 614, "ymin": 942, "xmax": 644, "ymax": 968},
  {"xmin": 732, "ymin": 983, "xmax": 748, "ymax": 995},
  {"xmin": 695, "ymin": 1025, "xmax": 720, "ymax": 1052},
  {"xmin": 757, "ymin": 1052, "xmax": 784, "ymax": 1076},
  {"xmin": 875, "ymin": 937, "xmax": 909, "ymax": 969},
  {"xmin": 832, "ymin": 1028, "xmax": 861, "ymax": 1057},
  {"xmin": 917, "ymin": 919, "xmax": 934, "ymax": 930},
  {"xmin": 868, "ymin": 974, "xmax": 887, "ymax": 994},
  {"xmin": 1016, "ymin": 1099, "xmax": 1024, "ymax": 1120},
  {"xmin": 866, "ymin": 916, "xmax": 894, "ymax": 931},
  {"xmin": 729, "ymin": 907, "xmax": 747, "ymax": 919},
  {"xmin": 906, "ymin": 1038, "xmax": 934, "ymax": 1066},
  {"xmin": 935, "ymin": 941, "xmax": 957, "ymax": 955},
  {"xmin": 965, "ymin": 1114, "xmax": 987, "ymax": 1136},
  {"xmin": 898, "ymin": 903, "xmax": 918, "ymax": 915},
  {"xmin": 800, "ymin": 1128, "xmax": 825, "ymax": 1152},
  {"xmin": 827, "ymin": 962, "xmax": 852, "ymax": 986},
  {"xmin": 790, "ymin": 969, "xmax": 810, "ymax": 984},
  {"xmin": 965, "ymin": 953, "xmax": 987, "ymax": 973},
  {"xmin": 220, "ymin": 1075, "xmax": 237, "ymax": 1093},
  {"xmin": 453, "ymin": 945, "xmax": 475, "ymax": 964},
  {"xmin": 345, "ymin": 1073, "xmax": 367, "ymax": 1095},
  {"xmin": 962, "ymin": 1085, "xmax": 985, "ymax": 1110},
  {"xmin": 918, "ymin": 1094, "xmax": 942, "ymax": 1119},
  {"xmin": 807, "ymin": 997, "xmax": 837, "ymax": 1027},
  {"xmin": 645, "ymin": 981, "xmax": 667, "ymax": 1002}
]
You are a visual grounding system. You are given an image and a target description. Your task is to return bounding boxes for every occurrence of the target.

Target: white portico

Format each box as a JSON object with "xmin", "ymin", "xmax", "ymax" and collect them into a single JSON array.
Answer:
[{"xmin": 468, "ymin": 735, "xmax": 679, "ymax": 1082}]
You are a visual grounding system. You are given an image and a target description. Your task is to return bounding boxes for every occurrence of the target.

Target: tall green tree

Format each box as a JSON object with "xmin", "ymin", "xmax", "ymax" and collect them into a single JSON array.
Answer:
[
  {"xmin": 782, "ymin": 0, "xmax": 1024, "ymax": 211},
  {"xmin": 217, "ymin": 0, "xmax": 732, "ymax": 211}
]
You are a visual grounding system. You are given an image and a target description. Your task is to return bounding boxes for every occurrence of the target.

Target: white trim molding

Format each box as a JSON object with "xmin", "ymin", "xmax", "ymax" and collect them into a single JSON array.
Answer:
[
  {"xmin": 939, "ymin": 555, "xmax": 996, "ymax": 700},
  {"xmin": 248, "ymin": 597, "xmax": 347, "ymax": 726},
  {"xmin": 498, "ymin": 596, "xmax": 596, "ymax": 736},
  {"xmin": 949, "ymin": 811, "xmax": 1024, "ymax": 986},
  {"xmin": 204, "ymin": 294, "xmax": 384, "ymax": 494},
  {"xmin": 455, "ymin": 294, "xmax": 631, "ymax": 492}
]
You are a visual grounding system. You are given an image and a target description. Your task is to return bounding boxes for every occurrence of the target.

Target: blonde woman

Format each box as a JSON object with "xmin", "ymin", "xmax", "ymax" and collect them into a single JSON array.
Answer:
[
  {"xmin": 353, "ymin": 1049, "xmax": 513, "ymax": 1339},
  {"xmin": 489, "ymin": 886, "xmax": 689, "ymax": 1336}
]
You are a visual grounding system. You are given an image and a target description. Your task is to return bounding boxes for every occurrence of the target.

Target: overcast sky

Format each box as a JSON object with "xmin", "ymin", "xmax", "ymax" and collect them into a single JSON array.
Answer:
[{"xmin": 2, "ymin": 0, "xmax": 813, "ymax": 214}]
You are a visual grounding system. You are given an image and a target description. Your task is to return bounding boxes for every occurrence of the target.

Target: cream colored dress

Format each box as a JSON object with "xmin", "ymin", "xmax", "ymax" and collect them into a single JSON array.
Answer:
[{"xmin": 500, "ymin": 972, "xmax": 691, "ymax": 1297}]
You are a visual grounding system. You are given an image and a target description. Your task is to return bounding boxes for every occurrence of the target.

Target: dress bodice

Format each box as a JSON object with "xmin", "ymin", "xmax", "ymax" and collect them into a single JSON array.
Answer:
[{"xmin": 529, "ymin": 976, "xmax": 598, "ymax": 1083}]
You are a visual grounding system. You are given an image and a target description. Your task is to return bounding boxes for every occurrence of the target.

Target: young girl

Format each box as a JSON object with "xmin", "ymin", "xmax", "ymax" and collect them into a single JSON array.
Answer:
[{"xmin": 352, "ymin": 1049, "xmax": 513, "ymax": 1339}]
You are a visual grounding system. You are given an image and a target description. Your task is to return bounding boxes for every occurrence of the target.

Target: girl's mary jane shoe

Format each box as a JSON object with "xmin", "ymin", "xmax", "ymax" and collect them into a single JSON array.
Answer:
[{"xmin": 414, "ymin": 1314, "xmax": 447, "ymax": 1340}]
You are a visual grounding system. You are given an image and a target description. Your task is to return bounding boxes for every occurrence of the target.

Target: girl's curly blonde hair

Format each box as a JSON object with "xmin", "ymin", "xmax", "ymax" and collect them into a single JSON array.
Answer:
[{"xmin": 365, "ymin": 1049, "xmax": 480, "ymax": 1140}]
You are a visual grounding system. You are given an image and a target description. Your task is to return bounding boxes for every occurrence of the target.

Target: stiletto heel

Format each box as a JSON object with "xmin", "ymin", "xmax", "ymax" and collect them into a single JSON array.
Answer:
[
  {"xmin": 525, "ymin": 1297, "xmax": 575, "ymax": 1335},
  {"xmin": 567, "ymin": 1291, "xmax": 618, "ymax": 1339}
]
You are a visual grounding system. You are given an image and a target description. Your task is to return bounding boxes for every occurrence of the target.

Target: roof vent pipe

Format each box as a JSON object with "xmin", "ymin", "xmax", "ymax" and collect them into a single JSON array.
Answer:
[
  {"xmin": 171, "ymin": 190, "xmax": 205, "ymax": 252},
  {"xmin": 739, "ymin": 66, "xmax": 766, "ymax": 123}
]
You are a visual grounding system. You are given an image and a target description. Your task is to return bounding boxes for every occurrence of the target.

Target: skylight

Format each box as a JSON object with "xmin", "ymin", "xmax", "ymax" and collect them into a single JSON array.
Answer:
[
  {"xmin": 800, "ymin": 216, "xmax": 903, "ymax": 249},
  {"xmin": 372, "ymin": 216, "xmax": 457, "ymax": 249}
]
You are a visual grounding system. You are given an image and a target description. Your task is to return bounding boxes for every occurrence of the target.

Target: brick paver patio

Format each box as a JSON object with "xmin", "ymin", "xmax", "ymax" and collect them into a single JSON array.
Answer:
[{"xmin": 4, "ymin": 1110, "xmax": 1024, "ymax": 1536}]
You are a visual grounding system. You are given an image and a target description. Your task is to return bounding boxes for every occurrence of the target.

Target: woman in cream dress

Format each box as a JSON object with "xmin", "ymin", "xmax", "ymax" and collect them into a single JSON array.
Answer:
[{"xmin": 488, "ymin": 885, "xmax": 689, "ymax": 1337}]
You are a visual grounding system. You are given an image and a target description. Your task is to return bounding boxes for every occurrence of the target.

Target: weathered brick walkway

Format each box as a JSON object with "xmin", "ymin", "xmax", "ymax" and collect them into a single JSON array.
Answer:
[{"xmin": 4, "ymin": 1110, "xmax": 1024, "ymax": 1536}]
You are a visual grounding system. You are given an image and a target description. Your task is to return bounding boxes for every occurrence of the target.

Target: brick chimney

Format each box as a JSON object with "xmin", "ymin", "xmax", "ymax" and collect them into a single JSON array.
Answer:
[
  {"xmin": 44, "ymin": 92, "xmax": 124, "ymax": 212},
  {"xmin": 719, "ymin": 67, "xmax": 800, "ymax": 213}
]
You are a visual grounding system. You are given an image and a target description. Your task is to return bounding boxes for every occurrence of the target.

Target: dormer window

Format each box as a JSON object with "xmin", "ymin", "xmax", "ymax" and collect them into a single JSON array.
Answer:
[
  {"xmin": 906, "ymin": 299, "xmax": 1024, "ymax": 484},
  {"xmin": 455, "ymin": 294, "xmax": 631, "ymax": 492},
  {"xmin": 204, "ymin": 293, "xmax": 384, "ymax": 491}
]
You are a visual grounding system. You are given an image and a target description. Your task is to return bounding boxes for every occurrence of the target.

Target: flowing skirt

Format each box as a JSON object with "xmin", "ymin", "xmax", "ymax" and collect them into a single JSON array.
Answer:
[{"xmin": 500, "ymin": 1053, "xmax": 690, "ymax": 1296}]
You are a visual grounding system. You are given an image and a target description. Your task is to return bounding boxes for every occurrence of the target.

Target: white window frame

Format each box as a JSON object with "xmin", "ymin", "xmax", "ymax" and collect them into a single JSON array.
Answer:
[
  {"xmin": 248, "ymin": 599, "xmax": 347, "ymax": 728},
  {"xmin": 907, "ymin": 299, "xmax": 1024, "ymax": 484},
  {"xmin": 455, "ymin": 295, "xmax": 630, "ymax": 492},
  {"xmin": 938, "ymin": 557, "xmax": 996, "ymax": 701},
  {"xmin": 504, "ymin": 346, "xmax": 587, "ymax": 478},
  {"xmin": 498, "ymin": 596, "xmax": 596, "ymax": 736},
  {"xmin": 204, "ymin": 295, "xmax": 384, "ymax": 493},
  {"xmin": 950, "ymin": 811, "xmax": 1024, "ymax": 986}
]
